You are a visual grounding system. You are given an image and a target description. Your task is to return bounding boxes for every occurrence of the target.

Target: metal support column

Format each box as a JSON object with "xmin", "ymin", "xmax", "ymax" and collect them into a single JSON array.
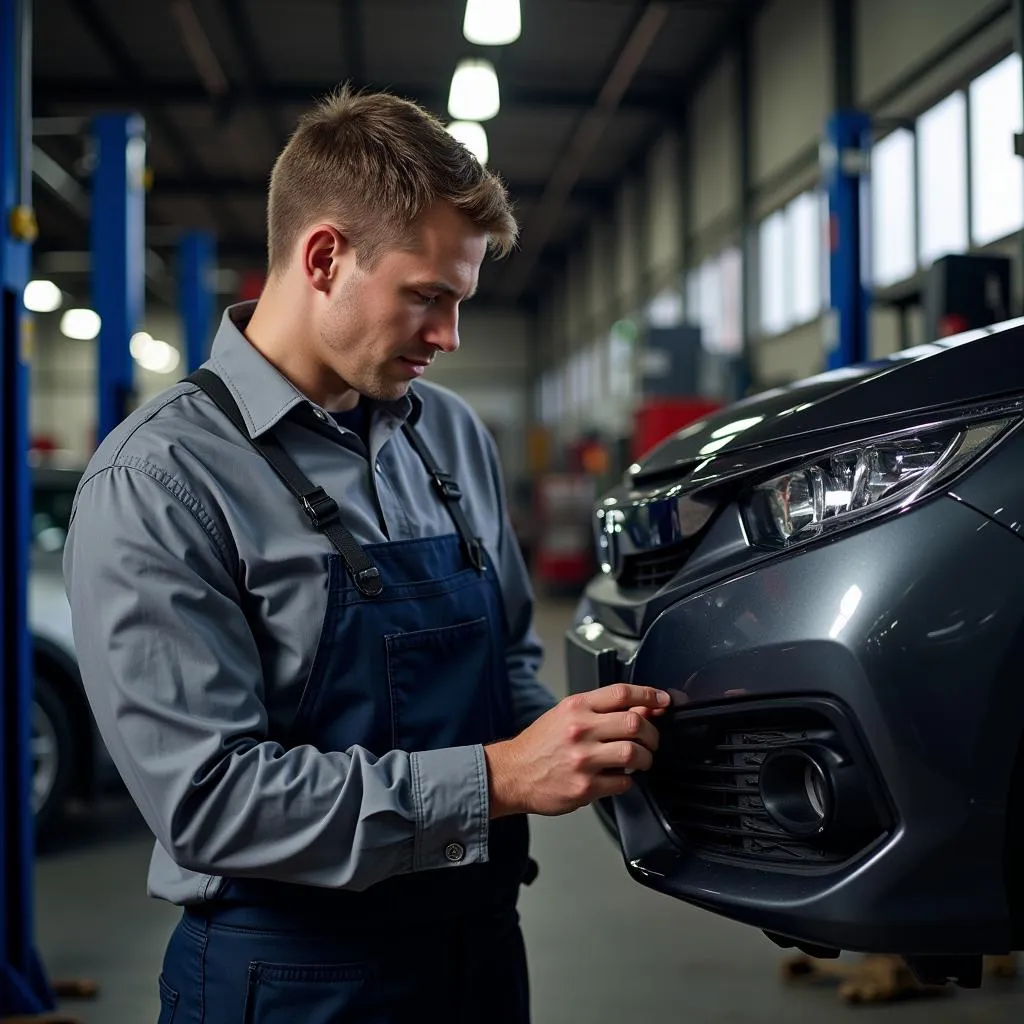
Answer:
[
  {"xmin": 1014, "ymin": 0, "xmax": 1024, "ymax": 283},
  {"xmin": 179, "ymin": 231, "xmax": 216, "ymax": 373},
  {"xmin": 736, "ymin": 15, "xmax": 754, "ymax": 399},
  {"xmin": 91, "ymin": 113, "xmax": 146, "ymax": 444},
  {"xmin": 1, "ymin": 0, "xmax": 54, "ymax": 1013},
  {"xmin": 821, "ymin": 110, "xmax": 872, "ymax": 369}
]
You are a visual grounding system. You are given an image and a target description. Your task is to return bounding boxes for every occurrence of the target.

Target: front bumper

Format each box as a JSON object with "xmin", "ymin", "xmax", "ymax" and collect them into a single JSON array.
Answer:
[{"xmin": 568, "ymin": 494, "xmax": 1024, "ymax": 956}]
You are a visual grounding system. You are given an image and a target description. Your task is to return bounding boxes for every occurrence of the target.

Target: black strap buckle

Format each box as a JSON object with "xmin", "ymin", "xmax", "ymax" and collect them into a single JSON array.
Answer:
[
  {"xmin": 354, "ymin": 566, "xmax": 383, "ymax": 597},
  {"xmin": 465, "ymin": 538, "xmax": 485, "ymax": 573},
  {"xmin": 301, "ymin": 487, "xmax": 340, "ymax": 529},
  {"xmin": 433, "ymin": 472, "xmax": 462, "ymax": 502}
]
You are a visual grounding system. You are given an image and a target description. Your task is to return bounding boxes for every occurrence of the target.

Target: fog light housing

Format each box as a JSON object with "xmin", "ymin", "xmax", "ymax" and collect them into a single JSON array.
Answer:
[{"xmin": 760, "ymin": 748, "xmax": 833, "ymax": 837}]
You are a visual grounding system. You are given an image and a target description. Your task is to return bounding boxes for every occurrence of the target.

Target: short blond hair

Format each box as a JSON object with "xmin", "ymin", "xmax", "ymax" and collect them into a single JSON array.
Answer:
[{"xmin": 267, "ymin": 85, "xmax": 518, "ymax": 273}]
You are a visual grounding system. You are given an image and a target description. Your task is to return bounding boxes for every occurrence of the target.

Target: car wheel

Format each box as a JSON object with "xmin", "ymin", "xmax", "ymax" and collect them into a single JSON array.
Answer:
[{"xmin": 32, "ymin": 671, "xmax": 76, "ymax": 841}]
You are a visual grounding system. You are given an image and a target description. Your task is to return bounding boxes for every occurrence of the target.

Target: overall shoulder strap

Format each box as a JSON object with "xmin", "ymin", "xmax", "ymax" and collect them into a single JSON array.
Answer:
[
  {"xmin": 185, "ymin": 368, "xmax": 383, "ymax": 597},
  {"xmin": 401, "ymin": 422, "xmax": 485, "ymax": 573}
]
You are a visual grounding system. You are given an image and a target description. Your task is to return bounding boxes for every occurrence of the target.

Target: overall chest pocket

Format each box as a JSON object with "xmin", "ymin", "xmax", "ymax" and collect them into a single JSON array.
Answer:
[{"xmin": 385, "ymin": 616, "xmax": 495, "ymax": 752}]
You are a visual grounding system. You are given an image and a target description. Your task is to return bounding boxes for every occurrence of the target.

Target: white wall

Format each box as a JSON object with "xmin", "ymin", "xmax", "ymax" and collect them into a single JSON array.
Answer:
[
  {"xmin": 751, "ymin": 320, "xmax": 826, "ymax": 387},
  {"xmin": 565, "ymin": 247, "xmax": 587, "ymax": 347},
  {"xmin": 752, "ymin": 0, "xmax": 830, "ymax": 216},
  {"xmin": 644, "ymin": 130, "xmax": 684, "ymax": 290},
  {"xmin": 614, "ymin": 178, "xmax": 642, "ymax": 315},
  {"xmin": 586, "ymin": 219, "xmax": 616, "ymax": 337},
  {"xmin": 691, "ymin": 49, "xmax": 739, "ymax": 257},
  {"xmin": 858, "ymin": 0, "xmax": 1010, "ymax": 112}
]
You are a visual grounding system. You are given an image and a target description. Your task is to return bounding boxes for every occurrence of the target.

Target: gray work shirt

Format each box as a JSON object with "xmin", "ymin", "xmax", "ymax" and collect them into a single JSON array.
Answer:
[{"xmin": 63, "ymin": 301, "xmax": 555, "ymax": 905}]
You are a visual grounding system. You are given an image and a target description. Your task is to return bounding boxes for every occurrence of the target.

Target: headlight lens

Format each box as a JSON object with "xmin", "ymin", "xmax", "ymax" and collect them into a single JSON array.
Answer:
[{"xmin": 743, "ymin": 417, "xmax": 1014, "ymax": 548}]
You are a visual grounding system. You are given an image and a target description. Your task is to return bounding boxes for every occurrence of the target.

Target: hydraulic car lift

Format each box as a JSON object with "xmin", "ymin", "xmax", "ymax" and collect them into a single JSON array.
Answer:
[
  {"xmin": 821, "ymin": 109, "xmax": 871, "ymax": 370},
  {"xmin": 0, "ymin": 0, "xmax": 60, "ymax": 1016},
  {"xmin": 179, "ymin": 230, "xmax": 217, "ymax": 373},
  {"xmin": 91, "ymin": 112, "xmax": 147, "ymax": 441}
]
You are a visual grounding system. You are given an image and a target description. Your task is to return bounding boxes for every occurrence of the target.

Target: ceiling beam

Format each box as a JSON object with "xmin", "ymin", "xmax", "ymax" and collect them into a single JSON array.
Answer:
[
  {"xmin": 167, "ymin": 0, "xmax": 231, "ymax": 103},
  {"xmin": 340, "ymin": 0, "xmax": 365, "ymax": 83},
  {"xmin": 216, "ymin": 0, "xmax": 290, "ymax": 150},
  {"xmin": 33, "ymin": 77, "xmax": 676, "ymax": 117},
  {"xmin": 500, "ymin": 1, "xmax": 671, "ymax": 301},
  {"xmin": 65, "ymin": 0, "xmax": 245, "ymax": 237},
  {"xmin": 67, "ymin": 0, "xmax": 204, "ymax": 176}
]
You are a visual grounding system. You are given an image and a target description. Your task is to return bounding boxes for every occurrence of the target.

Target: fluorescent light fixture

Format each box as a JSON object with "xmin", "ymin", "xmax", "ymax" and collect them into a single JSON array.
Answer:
[
  {"xmin": 130, "ymin": 331, "xmax": 181, "ymax": 374},
  {"xmin": 448, "ymin": 58, "xmax": 500, "ymax": 122},
  {"xmin": 23, "ymin": 279, "xmax": 63, "ymax": 313},
  {"xmin": 463, "ymin": 0, "xmax": 521, "ymax": 46},
  {"xmin": 446, "ymin": 121, "xmax": 489, "ymax": 165},
  {"xmin": 60, "ymin": 308, "xmax": 101, "ymax": 341}
]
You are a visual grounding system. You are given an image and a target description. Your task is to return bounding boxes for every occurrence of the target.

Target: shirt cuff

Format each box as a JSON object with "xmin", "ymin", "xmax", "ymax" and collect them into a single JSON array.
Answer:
[{"xmin": 409, "ymin": 744, "xmax": 490, "ymax": 872}]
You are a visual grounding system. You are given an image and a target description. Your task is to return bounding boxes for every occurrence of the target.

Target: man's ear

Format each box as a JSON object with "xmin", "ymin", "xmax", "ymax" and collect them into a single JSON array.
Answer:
[{"xmin": 302, "ymin": 224, "xmax": 351, "ymax": 293}]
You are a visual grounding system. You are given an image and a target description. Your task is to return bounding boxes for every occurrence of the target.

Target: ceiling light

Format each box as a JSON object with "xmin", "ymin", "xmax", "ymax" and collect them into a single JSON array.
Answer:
[
  {"xmin": 131, "ymin": 331, "xmax": 181, "ymax": 374},
  {"xmin": 60, "ymin": 308, "xmax": 101, "ymax": 341},
  {"xmin": 24, "ymin": 279, "xmax": 63, "ymax": 313},
  {"xmin": 447, "ymin": 121, "xmax": 489, "ymax": 165},
  {"xmin": 129, "ymin": 330, "xmax": 153, "ymax": 360},
  {"xmin": 448, "ymin": 58, "xmax": 500, "ymax": 122},
  {"xmin": 463, "ymin": 0, "xmax": 521, "ymax": 46}
]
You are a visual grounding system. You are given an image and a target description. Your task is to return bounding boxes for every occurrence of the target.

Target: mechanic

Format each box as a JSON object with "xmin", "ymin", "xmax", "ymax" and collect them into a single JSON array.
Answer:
[{"xmin": 64, "ymin": 87, "xmax": 669, "ymax": 1023}]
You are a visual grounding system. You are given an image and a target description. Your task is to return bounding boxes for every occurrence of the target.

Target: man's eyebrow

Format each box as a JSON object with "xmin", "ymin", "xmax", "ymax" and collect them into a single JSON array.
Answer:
[{"xmin": 417, "ymin": 280, "xmax": 477, "ymax": 301}]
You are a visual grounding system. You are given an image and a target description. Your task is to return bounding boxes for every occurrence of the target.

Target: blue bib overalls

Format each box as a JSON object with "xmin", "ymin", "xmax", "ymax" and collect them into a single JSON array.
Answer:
[{"xmin": 157, "ymin": 371, "xmax": 532, "ymax": 1023}]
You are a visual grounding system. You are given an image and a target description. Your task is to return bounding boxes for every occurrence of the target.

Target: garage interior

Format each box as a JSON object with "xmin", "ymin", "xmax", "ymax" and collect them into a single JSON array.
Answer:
[{"xmin": 5, "ymin": 0, "xmax": 1024, "ymax": 1021}]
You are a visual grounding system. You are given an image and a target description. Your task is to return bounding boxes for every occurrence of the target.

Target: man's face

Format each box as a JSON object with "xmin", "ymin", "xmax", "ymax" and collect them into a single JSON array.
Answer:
[{"xmin": 318, "ymin": 202, "xmax": 486, "ymax": 404}]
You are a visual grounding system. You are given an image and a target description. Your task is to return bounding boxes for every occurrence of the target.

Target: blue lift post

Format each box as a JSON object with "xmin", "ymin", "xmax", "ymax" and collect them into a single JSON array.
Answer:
[
  {"xmin": 0, "ymin": 0, "xmax": 56, "ymax": 1014},
  {"xmin": 91, "ymin": 113, "xmax": 146, "ymax": 444},
  {"xmin": 179, "ymin": 231, "xmax": 216, "ymax": 372},
  {"xmin": 821, "ymin": 110, "xmax": 872, "ymax": 369}
]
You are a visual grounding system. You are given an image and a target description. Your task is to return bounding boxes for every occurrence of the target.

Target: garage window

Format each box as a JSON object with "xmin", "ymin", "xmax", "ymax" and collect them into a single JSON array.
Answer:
[
  {"xmin": 871, "ymin": 128, "xmax": 916, "ymax": 288},
  {"xmin": 608, "ymin": 320, "xmax": 635, "ymax": 401},
  {"xmin": 645, "ymin": 286, "xmax": 684, "ymax": 328},
  {"xmin": 969, "ymin": 54, "xmax": 1024, "ymax": 247},
  {"xmin": 788, "ymin": 191, "xmax": 823, "ymax": 326},
  {"xmin": 758, "ymin": 192, "xmax": 823, "ymax": 336},
  {"xmin": 718, "ymin": 246, "xmax": 743, "ymax": 355},
  {"xmin": 759, "ymin": 209, "xmax": 788, "ymax": 335},
  {"xmin": 917, "ymin": 91, "xmax": 968, "ymax": 267},
  {"xmin": 685, "ymin": 249, "xmax": 743, "ymax": 354},
  {"xmin": 685, "ymin": 267, "xmax": 701, "ymax": 325},
  {"xmin": 539, "ymin": 370, "xmax": 562, "ymax": 427},
  {"xmin": 698, "ymin": 258, "xmax": 723, "ymax": 351}
]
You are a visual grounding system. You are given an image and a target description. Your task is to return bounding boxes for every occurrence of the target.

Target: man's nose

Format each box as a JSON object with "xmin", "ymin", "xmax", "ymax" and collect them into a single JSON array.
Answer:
[{"xmin": 424, "ymin": 308, "xmax": 460, "ymax": 354}]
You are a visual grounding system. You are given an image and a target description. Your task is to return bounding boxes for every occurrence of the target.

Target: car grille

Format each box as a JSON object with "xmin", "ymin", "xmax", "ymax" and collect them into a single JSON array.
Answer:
[
  {"xmin": 647, "ymin": 707, "xmax": 885, "ymax": 870},
  {"xmin": 617, "ymin": 539, "xmax": 696, "ymax": 590}
]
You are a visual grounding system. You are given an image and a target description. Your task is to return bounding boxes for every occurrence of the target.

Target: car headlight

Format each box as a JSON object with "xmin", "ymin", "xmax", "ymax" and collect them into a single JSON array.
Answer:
[{"xmin": 742, "ymin": 416, "xmax": 1015, "ymax": 548}]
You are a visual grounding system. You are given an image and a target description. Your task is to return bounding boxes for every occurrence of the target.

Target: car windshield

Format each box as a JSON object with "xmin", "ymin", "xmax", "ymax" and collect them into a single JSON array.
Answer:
[{"xmin": 32, "ymin": 476, "xmax": 79, "ymax": 554}]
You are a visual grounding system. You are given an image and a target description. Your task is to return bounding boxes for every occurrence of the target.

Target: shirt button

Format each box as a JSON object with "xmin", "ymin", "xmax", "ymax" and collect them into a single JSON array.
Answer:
[
  {"xmin": 375, "ymin": 461, "xmax": 383, "ymax": 474},
  {"xmin": 312, "ymin": 407, "xmax": 328, "ymax": 421},
  {"xmin": 444, "ymin": 842, "xmax": 465, "ymax": 863}
]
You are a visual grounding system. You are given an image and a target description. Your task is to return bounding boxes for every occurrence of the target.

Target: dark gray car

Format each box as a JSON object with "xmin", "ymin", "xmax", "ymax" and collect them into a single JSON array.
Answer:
[{"xmin": 567, "ymin": 319, "xmax": 1024, "ymax": 987}]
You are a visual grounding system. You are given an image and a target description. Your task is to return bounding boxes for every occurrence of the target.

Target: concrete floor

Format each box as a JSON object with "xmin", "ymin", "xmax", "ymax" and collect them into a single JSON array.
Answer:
[{"xmin": 35, "ymin": 595, "xmax": 1024, "ymax": 1022}]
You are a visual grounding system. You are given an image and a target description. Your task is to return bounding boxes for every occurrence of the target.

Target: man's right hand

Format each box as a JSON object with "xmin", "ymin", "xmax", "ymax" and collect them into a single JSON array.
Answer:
[{"xmin": 484, "ymin": 684, "xmax": 671, "ymax": 818}]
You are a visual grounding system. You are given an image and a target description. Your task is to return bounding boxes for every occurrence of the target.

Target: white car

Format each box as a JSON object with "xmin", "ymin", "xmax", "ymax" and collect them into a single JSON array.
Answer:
[{"xmin": 29, "ymin": 466, "xmax": 116, "ymax": 840}]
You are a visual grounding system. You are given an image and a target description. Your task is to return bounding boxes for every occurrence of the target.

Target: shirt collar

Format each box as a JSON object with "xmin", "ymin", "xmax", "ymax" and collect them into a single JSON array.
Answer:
[{"xmin": 207, "ymin": 301, "xmax": 421, "ymax": 438}]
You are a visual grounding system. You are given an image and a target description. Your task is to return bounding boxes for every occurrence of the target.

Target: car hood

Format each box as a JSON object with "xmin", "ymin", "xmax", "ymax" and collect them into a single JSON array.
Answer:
[{"xmin": 634, "ymin": 319, "xmax": 1024, "ymax": 480}]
